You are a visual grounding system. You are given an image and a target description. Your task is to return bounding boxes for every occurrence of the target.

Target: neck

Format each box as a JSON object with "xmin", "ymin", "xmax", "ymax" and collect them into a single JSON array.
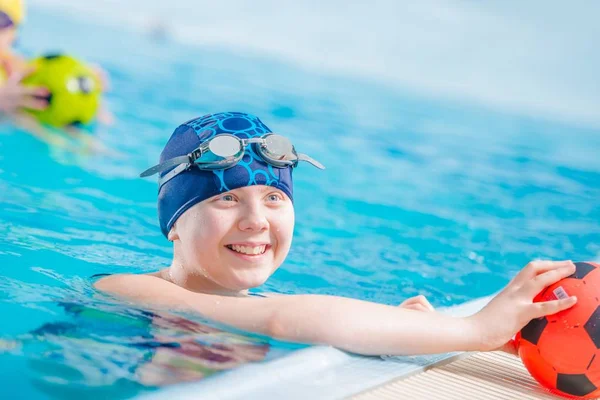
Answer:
[{"xmin": 165, "ymin": 262, "xmax": 249, "ymax": 297}]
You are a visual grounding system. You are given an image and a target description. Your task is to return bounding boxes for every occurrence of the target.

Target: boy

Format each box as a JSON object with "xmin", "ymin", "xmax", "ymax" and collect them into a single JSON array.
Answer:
[{"xmin": 97, "ymin": 112, "xmax": 577, "ymax": 356}]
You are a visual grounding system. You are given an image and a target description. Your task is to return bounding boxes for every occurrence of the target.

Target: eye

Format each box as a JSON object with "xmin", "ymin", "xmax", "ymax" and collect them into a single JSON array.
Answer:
[
  {"xmin": 220, "ymin": 194, "xmax": 236, "ymax": 202},
  {"xmin": 266, "ymin": 192, "xmax": 284, "ymax": 202}
]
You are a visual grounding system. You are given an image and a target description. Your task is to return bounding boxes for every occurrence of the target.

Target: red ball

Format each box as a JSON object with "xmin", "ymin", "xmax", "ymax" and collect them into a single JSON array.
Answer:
[{"xmin": 515, "ymin": 262, "xmax": 600, "ymax": 398}]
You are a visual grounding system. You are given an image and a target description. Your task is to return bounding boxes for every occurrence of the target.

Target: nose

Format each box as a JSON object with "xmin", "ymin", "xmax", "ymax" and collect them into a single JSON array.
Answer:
[{"xmin": 238, "ymin": 203, "xmax": 269, "ymax": 232}]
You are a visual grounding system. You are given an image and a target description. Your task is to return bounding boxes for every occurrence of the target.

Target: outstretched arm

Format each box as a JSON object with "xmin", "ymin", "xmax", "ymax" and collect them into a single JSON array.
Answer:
[{"xmin": 95, "ymin": 260, "xmax": 576, "ymax": 356}]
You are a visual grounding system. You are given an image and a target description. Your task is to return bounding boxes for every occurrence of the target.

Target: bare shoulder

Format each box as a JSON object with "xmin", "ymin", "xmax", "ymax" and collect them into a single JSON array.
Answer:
[
  {"xmin": 94, "ymin": 273, "xmax": 170, "ymax": 297},
  {"xmin": 93, "ymin": 274, "xmax": 276, "ymax": 333}
]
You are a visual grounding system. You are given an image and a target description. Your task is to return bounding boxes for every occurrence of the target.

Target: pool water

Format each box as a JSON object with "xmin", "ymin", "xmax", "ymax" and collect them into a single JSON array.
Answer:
[{"xmin": 1, "ymin": 7, "xmax": 599, "ymax": 400}]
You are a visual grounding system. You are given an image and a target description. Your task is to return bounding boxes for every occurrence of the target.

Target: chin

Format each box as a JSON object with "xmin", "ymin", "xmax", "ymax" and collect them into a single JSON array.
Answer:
[{"xmin": 227, "ymin": 266, "xmax": 273, "ymax": 290}]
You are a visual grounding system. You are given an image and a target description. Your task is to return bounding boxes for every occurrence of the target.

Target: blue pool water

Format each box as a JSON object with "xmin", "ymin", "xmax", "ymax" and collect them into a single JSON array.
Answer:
[{"xmin": 1, "ymin": 7, "xmax": 600, "ymax": 400}]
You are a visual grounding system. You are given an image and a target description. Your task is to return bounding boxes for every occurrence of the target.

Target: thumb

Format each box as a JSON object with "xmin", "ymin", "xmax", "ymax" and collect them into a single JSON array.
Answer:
[
  {"xmin": 8, "ymin": 66, "xmax": 37, "ymax": 84},
  {"xmin": 496, "ymin": 339, "xmax": 518, "ymax": 356}
]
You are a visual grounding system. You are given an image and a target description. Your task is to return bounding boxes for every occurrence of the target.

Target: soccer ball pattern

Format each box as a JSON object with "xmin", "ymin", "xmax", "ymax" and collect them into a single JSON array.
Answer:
[
  {"xmin": 23, "ymin": 54, "xmax": 102, "ymax": 127},
  {"xmin": 516, "ymin": 262, "xmax": 600, "ymax": 398}
]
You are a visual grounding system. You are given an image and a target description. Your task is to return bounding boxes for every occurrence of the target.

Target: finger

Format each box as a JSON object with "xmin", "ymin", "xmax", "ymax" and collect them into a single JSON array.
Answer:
[
  {"xmin": 399, "ymin": 295, "xmax": 426, "ymax": 307},
  {"xmin": 7, "ymin": 66, "xmax": 36, "ymax": 84},
  {"xmin": 403, "ymin": 296, "xmax": 435, "ymax": 311},
  {"xmin": 402, "ymin": 298, "xmax": 435, "ymax": 311},
  {"xmin": 523, "ymin": 263, "xmax": 577, "ymax": 298},
  {"xmin": 418, "ymin": 296, "xmax": 435, "ymax": 311},
  {"xmin": 496, "ymin": 339, "xmax": 518, "ymax": 356},
  {"xmin": 530, "ymin": 296, "xmax": 577, "ymax": 320},
  {"xmin": 22, "ymin": 86, "xmax": 50, "ymax": 97},
  {"xmin": 398, "ymin": 297, "xmax": 414, "ymax": 307},
  {"xmin": 399, "ymin": 298, "xmax": 415, "ymax": 307},
  {"xmin": 403, "ymin": 303, "xmax": 432, "ymax": 312},
  {"xmin": 416, "ymin": 304, "xmax": 433, "ymax": 312},
  {"xmin": 21, "ymin": 97, "xmax": 49, "ymax": 110},
  {"xmin": 512, "ymin": 260, "xmax": 574, "ymax": 287}
]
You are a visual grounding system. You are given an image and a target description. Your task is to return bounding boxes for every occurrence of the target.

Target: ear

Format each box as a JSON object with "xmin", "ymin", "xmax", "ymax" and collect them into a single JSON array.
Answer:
[{"xmin": 167, "ymin": 224, "xmax": 180, "ymax": 242}]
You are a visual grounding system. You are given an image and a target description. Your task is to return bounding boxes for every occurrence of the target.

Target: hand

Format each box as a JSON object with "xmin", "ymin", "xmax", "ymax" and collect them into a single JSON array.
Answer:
[
  {"xmin": 398, "ymin": 295, "xmax": 435, "ymax": 312},
  {"xmin": 0, "ymin": 68, "xmax": 49, "ymax": 114},
  {"xmin": 469, "ymin": 260, "xmax": 577, "ymax": 353},
  {"xmin": 498, "ymin": 339, "xmax": 518, "ymax": 356}
]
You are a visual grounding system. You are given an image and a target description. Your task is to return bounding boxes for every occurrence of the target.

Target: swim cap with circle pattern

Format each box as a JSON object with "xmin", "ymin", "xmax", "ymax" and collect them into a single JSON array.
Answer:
[{"xmin": 157, "ymin": 112, "xmax": 294, "ymax": 237}]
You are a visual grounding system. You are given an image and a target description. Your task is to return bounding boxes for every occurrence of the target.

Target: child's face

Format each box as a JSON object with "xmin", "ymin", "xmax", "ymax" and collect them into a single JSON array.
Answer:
[
  {"xmin": 171, "ymin": 185, "xmax": 295, "ymax": 291},
  {"xmin": 0, "ymin": 27, "xmax": 16, "ymax": 50}
]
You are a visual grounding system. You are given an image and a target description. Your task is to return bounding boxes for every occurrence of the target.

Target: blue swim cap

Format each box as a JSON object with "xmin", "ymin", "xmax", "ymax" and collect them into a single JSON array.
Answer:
[{"xmin": 157, "ymin": 112, "xmax": 293, "ymax": 237}]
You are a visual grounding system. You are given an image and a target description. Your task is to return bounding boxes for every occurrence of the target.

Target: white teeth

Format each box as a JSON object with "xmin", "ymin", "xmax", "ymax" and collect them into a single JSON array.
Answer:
[{"xmin": 230, "ymin": 245, "xmax": 266, "ymax": 255}]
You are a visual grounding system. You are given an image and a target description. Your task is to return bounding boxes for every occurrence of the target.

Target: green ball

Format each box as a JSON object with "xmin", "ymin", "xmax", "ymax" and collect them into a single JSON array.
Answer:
[{"xmin": 23, "ymin": 54, "xmax": 102, "ymax": 127}]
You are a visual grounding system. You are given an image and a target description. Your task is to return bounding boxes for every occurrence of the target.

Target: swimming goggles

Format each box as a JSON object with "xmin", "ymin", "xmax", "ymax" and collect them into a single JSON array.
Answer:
[{"xmin": 140, "ymin": 133, "xmax": 325, "ymax": 187}]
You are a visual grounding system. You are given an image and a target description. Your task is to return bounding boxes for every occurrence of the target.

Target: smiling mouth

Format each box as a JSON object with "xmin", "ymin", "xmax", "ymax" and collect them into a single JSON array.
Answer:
[{"xmin": 225, "ymin": 244, "xmax": 270, "ymax": 256}]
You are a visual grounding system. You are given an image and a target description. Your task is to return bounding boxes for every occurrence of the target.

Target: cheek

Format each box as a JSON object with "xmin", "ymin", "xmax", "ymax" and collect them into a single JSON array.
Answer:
[
  {"xmin": 273, "ymin": 207, "xmax": 295, "ymax": 248},
  {"xmin": 182, "ymin": 212, "xmax": 233, "ymax": 252},
  {"xmin": 202, "ymin": 213, "xmax": 228, "ymax": 235}
]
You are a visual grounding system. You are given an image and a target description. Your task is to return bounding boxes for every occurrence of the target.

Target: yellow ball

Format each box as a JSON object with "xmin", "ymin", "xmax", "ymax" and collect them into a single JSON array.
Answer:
[{"xmin": 23, "ymin": 54, "xmax": 102, "ymax": 127}]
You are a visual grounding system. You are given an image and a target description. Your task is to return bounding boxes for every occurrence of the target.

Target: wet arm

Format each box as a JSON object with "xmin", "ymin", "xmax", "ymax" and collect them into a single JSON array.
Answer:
[{"xmin": 95, "ymin": 274, "xmax": 481, "ymax": 356}]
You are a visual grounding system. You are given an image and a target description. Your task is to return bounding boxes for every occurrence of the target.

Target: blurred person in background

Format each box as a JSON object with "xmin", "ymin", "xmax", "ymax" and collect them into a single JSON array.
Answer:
[
  {"xmin": 0, "ymin": 0, "xmax": 114, "ymax": 153},
  {"xmin": 0, "ymin": 0, "xmax": 48, "ymax": 115}
]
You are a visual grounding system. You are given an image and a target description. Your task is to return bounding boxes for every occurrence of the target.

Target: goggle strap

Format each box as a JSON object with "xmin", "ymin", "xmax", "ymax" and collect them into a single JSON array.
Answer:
[
  {"xmin": 139, "ymin": 155, "xmax": 191, "ymax": 177},
  {"xmin": 141, "ymin": 135, "xmax": 326, "ymax": 186},
  {"xmin": 297, "ymin": 153, "xmax": 326, "ymax": 170},
  {"xmin": 158, "ymin": 163, "xmax": 190, "ymax": 188}
]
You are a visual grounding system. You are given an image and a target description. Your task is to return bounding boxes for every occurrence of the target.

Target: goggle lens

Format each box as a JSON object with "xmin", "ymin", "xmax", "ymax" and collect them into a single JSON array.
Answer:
[
  {"xmin": 263, "ymin": 135, "xmax": 294, "ymax": 160},
  {"xmin": 208, "ymin": 135, "xmax": 242, "ymax": 157}
]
